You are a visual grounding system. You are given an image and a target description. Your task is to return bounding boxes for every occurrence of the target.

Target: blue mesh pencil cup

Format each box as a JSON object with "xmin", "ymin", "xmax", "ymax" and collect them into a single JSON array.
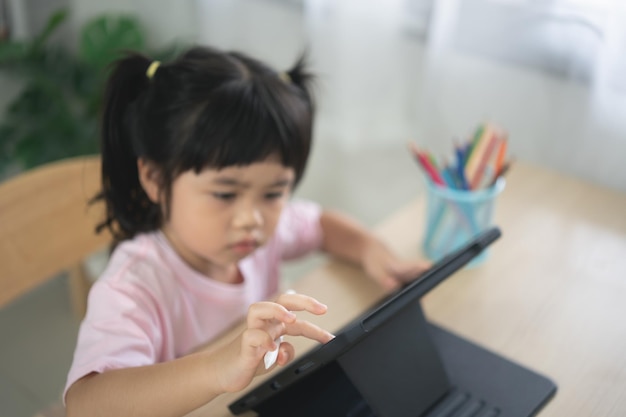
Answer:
[{"xmin": 422, "ymin": 178, "xmax": 505, "ymax": 267}]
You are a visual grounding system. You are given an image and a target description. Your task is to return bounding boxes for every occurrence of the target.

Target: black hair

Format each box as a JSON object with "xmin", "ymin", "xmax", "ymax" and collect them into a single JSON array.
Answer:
[{"xmin": 92, "ymin": 46, "xmax": 315, "ymax": 244}]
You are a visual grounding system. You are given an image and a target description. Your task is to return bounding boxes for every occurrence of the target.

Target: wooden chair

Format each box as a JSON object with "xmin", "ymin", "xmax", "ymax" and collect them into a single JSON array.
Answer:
[{"xmin": 0, "ymin": 155, "xmax": 110, "ymax": 317}]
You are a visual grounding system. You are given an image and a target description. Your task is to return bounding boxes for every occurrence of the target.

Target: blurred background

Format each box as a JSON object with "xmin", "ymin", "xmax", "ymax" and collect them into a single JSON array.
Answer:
[{"xmin": 1, "ymin": 0, "xmax": 626, "ymax": 415}]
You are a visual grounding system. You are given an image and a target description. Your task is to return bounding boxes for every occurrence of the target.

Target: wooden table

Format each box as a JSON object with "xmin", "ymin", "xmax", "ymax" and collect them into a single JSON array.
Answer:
[{"xmin": 187, "ymin": 161, "xmax": 626, "ymax": 417}]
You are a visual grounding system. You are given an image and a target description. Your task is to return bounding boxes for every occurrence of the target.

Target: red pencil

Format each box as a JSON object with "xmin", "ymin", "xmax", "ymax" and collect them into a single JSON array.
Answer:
[{"xmin": 408, "ymin": 142, "xmax": 445, "ymax": 186}]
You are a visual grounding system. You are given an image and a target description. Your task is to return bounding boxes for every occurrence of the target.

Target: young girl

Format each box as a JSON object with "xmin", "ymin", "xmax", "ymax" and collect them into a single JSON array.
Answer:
[{"xmin": 64, "ymin": 46, "xmax": 428, "ymax": 417}]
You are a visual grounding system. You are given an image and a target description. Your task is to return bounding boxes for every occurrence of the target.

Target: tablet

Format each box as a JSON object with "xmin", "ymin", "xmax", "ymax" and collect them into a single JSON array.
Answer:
[{"xmin": 229, "ymin": 226, "xmax": 502, "ymax": 415}]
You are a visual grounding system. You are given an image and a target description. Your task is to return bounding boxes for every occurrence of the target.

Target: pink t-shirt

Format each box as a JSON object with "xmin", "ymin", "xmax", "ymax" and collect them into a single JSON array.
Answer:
[{"xmin": 64, "ymin": 200, "xmax": 323, "ymax": 398}]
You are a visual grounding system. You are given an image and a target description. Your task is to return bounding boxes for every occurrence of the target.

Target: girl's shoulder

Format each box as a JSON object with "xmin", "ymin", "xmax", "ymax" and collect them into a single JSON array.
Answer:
[
  {"xmin": 274, "ymin": 199, "xmax": 324, "ymax": 260},
  {"xmin": 83, "ymin": 232, "xmax": 178, "ymax": 319},
  {"xmin": 279, "ymin": 198, "xmax": 322, "ymax": 227},
  {"xmin": 98, "ymin": 232, "xmax": 175, "ymax": 289}
]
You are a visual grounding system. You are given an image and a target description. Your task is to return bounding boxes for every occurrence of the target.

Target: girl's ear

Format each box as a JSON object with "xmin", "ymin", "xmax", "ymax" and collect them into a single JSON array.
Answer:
[{"xmin": 137, "ymin": 158, "xmax": 163, "ymax": 204}]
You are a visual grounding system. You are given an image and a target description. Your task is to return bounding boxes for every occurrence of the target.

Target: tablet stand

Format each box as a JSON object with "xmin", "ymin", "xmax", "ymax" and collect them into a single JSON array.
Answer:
[
  {"xmin": 254, "ymin": 299, "xmax": 450, "ymax": 417},
  {"xmin": 252, "ymin": 297, "xmax": 557, "ymax": 417}
]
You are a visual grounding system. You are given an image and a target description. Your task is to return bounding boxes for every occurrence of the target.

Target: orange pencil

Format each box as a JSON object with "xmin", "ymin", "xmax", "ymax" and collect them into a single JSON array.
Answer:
[
  {"xmin": 489, "ymin": 159, "xmax": 512, "ymax": 186},
  {"xmin": 494, "ymin": 135, "xmax": 508, "ymax": 175}
]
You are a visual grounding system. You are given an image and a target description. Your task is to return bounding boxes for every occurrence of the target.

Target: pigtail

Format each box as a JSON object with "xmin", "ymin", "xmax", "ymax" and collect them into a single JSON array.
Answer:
[
  {"xmin": 285, "ymin": 53, "xmax": 315, "ymax": 111},
  {"xmin": 282, "ymin": 53, "xmax": 315, "ymax": 185},
  {"xmin": 93, "ymin": 53, "xmax": 160, "ymax": 244}
]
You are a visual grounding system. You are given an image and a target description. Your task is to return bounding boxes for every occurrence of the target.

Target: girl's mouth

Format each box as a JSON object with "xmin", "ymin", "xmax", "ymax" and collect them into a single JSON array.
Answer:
[{"xmin": 231, "ymin": 239, "xmax": 259, "ymax": 254}]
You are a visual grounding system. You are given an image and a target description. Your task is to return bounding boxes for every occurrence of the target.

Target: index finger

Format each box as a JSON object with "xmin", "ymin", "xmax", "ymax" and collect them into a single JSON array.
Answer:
[
  {"xmin": 284, "ymin": 320, "xmax": 335, "ymax": 345},
  {"xmin": 275, "ymin": 291, "xmax": 328, "ymax": 315}
]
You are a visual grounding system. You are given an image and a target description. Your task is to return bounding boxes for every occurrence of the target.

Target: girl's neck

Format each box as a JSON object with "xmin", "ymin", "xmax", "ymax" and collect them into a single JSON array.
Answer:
[
  {"xmin": 159, "ymin": 228, "xmax": 243, "ymax": 284},
  {"xmin": 211, "ymin": 264, "xmax": 244, "ymax": 285}
]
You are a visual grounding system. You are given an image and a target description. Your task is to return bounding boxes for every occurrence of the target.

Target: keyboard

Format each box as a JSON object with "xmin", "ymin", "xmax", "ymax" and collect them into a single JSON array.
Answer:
[
  {"xmin": 343, "ymin": 388, "xmax": 500, "ymax": 417},
  {"xmin": 425, "ymin": 388, "xmax": 500, "ymax": 417}
]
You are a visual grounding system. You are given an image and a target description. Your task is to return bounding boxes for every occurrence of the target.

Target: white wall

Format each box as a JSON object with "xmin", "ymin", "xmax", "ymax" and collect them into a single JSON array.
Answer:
[
  {"xmin": 193, "ymin": 0, "xmax": 626, "ymax": 191},
  {"xmin": 6, "ymin": 0, "xmax": 624, "ymax": 191},
  {"xmin": 415, "ymin": 50, "xmax": 626, "ymax": 191},
  {"xmin": 418, "ymin": 0, "xmax": 626, "ymax": 191},
  {"xmin": 195, "ymin": 0, "xmax": 307, "ymax": 70}
]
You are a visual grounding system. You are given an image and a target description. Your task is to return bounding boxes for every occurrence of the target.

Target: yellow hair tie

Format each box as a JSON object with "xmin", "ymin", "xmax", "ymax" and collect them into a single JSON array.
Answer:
[
  {"xmin": 279, "ymin": 72, "xmax": 291, "ymax": 84},
  {"xmin": 146, "ymin": 61, "xmax": 161, "ymax": 80}
]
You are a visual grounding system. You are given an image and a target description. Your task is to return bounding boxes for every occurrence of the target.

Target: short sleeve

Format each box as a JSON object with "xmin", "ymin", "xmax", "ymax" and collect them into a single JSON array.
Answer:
[
  {"xmin": 63, "ymin": 279, "xmax": 162, "ymax": 401},
  {"xmin": 276, "ymin": 199, "xmax": 324, "ymax": 260}
]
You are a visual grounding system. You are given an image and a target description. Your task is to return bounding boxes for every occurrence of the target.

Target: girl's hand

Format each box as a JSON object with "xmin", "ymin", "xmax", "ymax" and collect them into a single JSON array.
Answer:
[
  {"xmin": 361, "ymin": 238, "xmax": 431, "ymax": 291},
  {"xmin": 212, "ymin": 292, "xmax": 333, "ymax": 393}
]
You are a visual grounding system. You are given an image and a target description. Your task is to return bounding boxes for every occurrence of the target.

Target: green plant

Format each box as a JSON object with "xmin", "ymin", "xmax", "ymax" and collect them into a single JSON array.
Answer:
[{"xmin": 0, "ymin": 9, "xmax": 179, "ymax": 177}]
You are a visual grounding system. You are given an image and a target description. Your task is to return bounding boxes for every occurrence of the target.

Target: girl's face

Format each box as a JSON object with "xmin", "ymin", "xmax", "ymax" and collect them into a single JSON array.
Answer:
[{"xmin": 160, "ymin": 155, "xmax": 295, "ymax": 281}]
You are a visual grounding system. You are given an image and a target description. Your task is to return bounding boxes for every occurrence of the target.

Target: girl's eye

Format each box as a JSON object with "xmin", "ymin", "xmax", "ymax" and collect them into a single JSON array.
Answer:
[
  {"xmin": 265, "ymin": 191, "xmax": 284, "ymax": 200},
  {"xmin": 212, "ymin": 192, "xmax": 236, "ymax": 201}
]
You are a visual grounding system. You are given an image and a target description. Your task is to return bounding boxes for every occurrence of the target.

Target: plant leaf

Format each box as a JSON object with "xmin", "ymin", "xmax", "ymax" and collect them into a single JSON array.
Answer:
[
  {"xmin": 0, "ymin": 42, "xmax": 28, "ymax": 64},
  {"xmin": 79, "ymin": 15, "xmax": 145, "ymax": 69},
  {"xmin": 31, "ymin": 9, "xmax": 69, "ymax": 51}
]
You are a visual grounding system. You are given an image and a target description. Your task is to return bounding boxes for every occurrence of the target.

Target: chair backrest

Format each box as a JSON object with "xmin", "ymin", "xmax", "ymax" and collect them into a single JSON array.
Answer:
[{"xmin": 0, "ymin": 155, "xmax": 111, "ymax": 308}]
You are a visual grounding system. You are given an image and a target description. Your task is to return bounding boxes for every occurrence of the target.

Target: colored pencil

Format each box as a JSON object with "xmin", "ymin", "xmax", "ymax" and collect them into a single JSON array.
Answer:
[{"xmin": 470, "ymin": 132, "xmax": 499, "ymax": 190}]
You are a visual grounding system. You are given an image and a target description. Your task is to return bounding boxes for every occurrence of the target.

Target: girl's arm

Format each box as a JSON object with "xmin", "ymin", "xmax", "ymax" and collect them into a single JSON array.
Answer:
[
  {"xmin": 319, "ymin": 210, "xmax": 429, "ymax": 290},
  {"xmin": 66, "ymin": 351, "xmax": 223, "ymax": 417},
  {"xmin": 65, "ymin": 293, "xmax": 333, "ymax": 417}
]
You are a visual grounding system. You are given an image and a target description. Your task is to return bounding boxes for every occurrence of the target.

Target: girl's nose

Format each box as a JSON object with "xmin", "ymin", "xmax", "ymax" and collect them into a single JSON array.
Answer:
[{"xmin": 233, "ymin": 205, "xmax": 263, "ymax": 230}]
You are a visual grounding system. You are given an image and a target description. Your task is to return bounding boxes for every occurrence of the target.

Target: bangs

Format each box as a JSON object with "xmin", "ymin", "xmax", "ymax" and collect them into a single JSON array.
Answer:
[{"xmin": 174, "ymin": 77, "xmax": 311, "ymax": 181}]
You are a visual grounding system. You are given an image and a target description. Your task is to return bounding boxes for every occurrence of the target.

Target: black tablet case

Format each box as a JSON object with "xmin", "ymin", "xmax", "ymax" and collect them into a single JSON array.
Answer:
[{"xmin": 229, "ymin": 228, "xmax": 557, "ymax": 416}]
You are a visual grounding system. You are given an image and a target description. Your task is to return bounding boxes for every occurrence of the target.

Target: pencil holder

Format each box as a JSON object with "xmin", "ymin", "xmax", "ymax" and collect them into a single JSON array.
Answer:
[{"xmin": 422, "ymin": 178, "xmax": 505, "ymax": 267}]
